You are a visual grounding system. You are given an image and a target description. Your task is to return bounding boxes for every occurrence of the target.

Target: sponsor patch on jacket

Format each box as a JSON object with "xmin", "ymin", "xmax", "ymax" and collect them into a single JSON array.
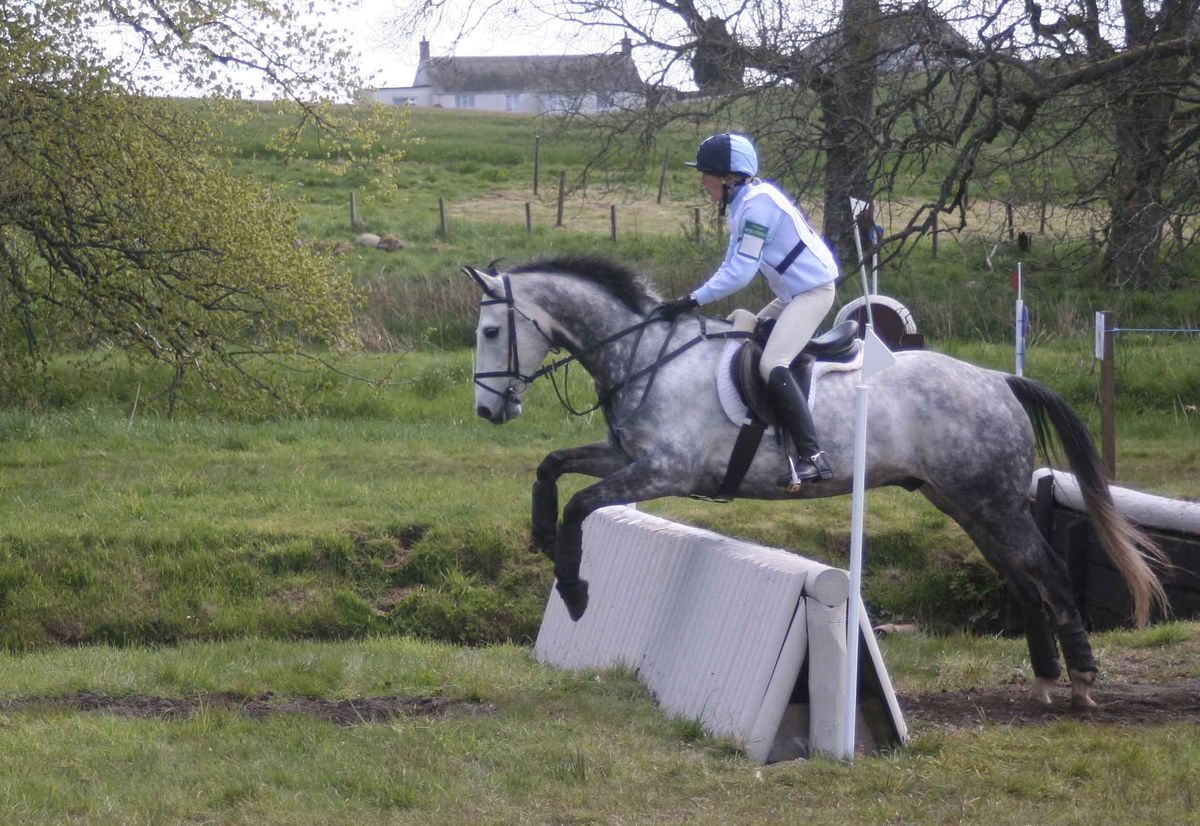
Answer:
[{"xmin": 737, "ymin": 221, "xmax": 768, "ymax": 258}]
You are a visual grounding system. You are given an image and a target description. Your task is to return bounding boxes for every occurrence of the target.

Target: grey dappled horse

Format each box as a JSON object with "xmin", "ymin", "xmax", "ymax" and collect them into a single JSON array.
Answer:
[{"xmin": 466, "ymin": 255, "xmax": 1166, "ymax": 707}]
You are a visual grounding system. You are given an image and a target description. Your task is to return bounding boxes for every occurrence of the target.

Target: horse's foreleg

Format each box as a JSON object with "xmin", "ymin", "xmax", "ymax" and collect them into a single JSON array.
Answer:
[
  {"xmin": 532, "ymin": 442, "xmax": 628, "ymax": 557},
  {"xmin": 553, "ymin": 460, "xmax": 678, "ymax": 621}
]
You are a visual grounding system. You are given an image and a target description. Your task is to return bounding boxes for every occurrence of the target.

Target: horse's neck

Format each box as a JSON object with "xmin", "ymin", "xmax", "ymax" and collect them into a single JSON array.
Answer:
[{"xmin": 529, "ymin": 279, "xmax": 648, "ymax": 380}]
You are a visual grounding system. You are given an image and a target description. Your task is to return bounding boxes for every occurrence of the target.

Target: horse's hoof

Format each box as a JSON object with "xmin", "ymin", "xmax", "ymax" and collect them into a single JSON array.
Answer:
[
  {"xmin": 1031, "ymin": 676, "xmax": 1056, "ymax": 706},
  {"xmin": 556, "ymin": 578, "xmax": 590, "ymax": 621},
  {"xmin": 529, "ymin": 531, "xmax": 557, "ymax": 559},
  {"xmin": 1068, "ymin": 669, "xmax": 1099, "ymax": 709}
]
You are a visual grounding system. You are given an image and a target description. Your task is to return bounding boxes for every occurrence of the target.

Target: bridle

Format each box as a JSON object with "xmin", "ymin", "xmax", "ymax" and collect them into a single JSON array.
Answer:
[
  {"xmin": 472, "ymin": 274, "xmax": 565, "ymax": 410},
  {"xmin": 473, "ymin": 272, "xmax": 749, "ymax": 417}
]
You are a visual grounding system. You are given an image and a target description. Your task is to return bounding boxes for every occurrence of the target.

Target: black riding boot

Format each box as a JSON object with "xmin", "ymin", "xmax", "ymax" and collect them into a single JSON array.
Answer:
[{"xmin": 767, "ymin": 365, "xmax": 833, "ymax": 490}]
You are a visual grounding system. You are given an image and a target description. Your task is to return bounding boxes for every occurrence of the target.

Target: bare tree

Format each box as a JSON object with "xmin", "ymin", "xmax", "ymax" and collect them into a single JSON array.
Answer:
[{"xmin": 388, "ymin": 0, "xmax": 1200, "ymax": 287}]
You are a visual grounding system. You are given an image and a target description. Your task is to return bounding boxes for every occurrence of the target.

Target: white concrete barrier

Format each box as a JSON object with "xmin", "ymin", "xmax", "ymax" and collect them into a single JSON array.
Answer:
[
  {"xmin": 1031, "ymin": 468, "xmax": 1200, "ymax": 533},
  {"xmin": 1030, "ymin": 468, "xmax": 1200, "ymax": 626},
  {"xmin": 535, "ymin": 506, "xmax": 906, "ymax": 763}
]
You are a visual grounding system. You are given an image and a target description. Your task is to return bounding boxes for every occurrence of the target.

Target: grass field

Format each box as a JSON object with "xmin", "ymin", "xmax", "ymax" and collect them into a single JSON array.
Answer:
[
  {"xmin": 2, "ymin": 102, "xmax": 1198, "ymax": 822},
  {"xmin": 0, "ymin": 625, "xmax": 1195, "ymax": 824}
]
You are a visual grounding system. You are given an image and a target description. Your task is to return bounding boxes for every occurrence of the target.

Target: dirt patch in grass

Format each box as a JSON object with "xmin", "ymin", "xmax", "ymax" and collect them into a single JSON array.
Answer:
[
  {"xmin": 1, "ymin": 692, "xmax": 497, "ymax": 726},
  {"xmin": 901, "ymin": 678, "xmax": 1200, "ymax": 730},
  {"xmin": 450, "ymin": 187, "xmax": 708, "ymax": 235}
]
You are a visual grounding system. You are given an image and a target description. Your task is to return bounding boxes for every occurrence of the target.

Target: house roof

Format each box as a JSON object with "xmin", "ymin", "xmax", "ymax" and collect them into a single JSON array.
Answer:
[
  {"xmin": 415, "ymin": 53, "xmax": 644, "ymax": 94},
  {"xmin": 801, "ymin": 4, "xmax": 972, "ymax": 68}
]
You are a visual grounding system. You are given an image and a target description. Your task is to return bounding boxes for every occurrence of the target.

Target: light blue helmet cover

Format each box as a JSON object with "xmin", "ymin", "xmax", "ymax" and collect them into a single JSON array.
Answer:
[{"xmin": 686, "ymin": 133, "xmax": 759, "ymax": 177}]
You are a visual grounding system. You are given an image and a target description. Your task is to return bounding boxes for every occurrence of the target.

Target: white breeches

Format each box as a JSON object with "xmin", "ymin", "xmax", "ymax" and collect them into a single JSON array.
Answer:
[{"xmin": 758, "ymin": 282, "xmax": 836, "ymax": 382}]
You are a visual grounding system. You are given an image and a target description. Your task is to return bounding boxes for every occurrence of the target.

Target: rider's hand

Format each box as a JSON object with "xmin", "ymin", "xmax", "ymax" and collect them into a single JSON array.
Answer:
[{"xmin": 659, "ymin": 295, "xmax": 699, "ymax": 320}]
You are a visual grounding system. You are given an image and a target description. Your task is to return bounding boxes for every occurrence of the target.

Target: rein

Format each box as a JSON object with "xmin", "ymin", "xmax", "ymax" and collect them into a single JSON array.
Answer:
[{"xmin": 473, "ymin": 274, "xmax": 748, "ymax": 417}]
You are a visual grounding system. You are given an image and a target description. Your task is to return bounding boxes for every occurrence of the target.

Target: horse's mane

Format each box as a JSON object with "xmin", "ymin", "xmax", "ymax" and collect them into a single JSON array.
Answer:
[{"xmin": 509, "ymin": 255, "xmax": 661, "ymax": 314}]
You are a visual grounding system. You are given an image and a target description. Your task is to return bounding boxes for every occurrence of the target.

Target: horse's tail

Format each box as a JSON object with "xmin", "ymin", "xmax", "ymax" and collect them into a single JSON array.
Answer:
[{"xmin": 1006, "ymin": 375, "xmax": 1168, "ymax": 627}]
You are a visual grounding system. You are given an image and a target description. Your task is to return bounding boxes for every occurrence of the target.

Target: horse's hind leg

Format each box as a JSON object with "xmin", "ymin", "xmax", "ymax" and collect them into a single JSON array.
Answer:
[{"xmin": 923, "ymin": 487, "xmax": 1098, "ymax": 708}]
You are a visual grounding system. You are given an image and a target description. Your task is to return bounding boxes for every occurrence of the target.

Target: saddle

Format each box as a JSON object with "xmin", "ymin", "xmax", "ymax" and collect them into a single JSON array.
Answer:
[
  {"xmin": 730, "ymin": 318, "xmax": 860, "ymax": 427},
  {"xmin": 706, "ymin": 316, "xmax": 860, "ymax": 501}
]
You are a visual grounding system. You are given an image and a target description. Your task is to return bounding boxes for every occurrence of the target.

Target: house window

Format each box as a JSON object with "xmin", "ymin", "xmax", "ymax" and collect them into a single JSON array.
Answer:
[
  {"xmin": 505, "ymin": 94, "xmax": 521, "ymax": 112},
  {"xmin": 545, "ymin": 95, "xmax": 580, "ymax": 114},
  {"xmin": 595, "ymin": 93, "xmax": 615, "ymax": 111},
  {"xmin": 455, "ymin": 94, "xmax": 475, "ymax": 109},
  {"xmin": 392, "ymin": 96, "xmax": 417, "ymax": 106}
]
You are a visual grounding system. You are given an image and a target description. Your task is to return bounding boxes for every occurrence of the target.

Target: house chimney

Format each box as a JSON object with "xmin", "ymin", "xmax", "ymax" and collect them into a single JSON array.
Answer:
[
  {"xmin": 419, "ymin": 39, "xmax": 430, "ymax": 62},
  {"xmin": 620, "ymin": 36, "xmax": 632, "ymax": 56}
]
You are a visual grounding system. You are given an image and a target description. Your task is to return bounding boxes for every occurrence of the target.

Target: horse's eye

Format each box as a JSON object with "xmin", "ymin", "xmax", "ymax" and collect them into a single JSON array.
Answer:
[{"xmin": 482, "ymin": 326, "xmax": 500, "ymax": 340}]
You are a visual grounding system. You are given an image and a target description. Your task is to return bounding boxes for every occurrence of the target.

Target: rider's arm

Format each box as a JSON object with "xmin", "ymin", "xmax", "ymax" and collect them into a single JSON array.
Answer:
[{"xmin": 692, "ymin": 196, "xmax": 776, "ymax": 306}]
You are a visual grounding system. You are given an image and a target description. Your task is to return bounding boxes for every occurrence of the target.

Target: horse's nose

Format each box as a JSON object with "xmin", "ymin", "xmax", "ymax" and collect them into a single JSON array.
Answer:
[{"xmin": 476, "ymin": 404, "xmax": 492, "ymax": 420}]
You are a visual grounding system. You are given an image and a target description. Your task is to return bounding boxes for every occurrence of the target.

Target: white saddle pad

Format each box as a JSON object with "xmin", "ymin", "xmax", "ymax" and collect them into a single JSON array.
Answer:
[{"xmin": 715, "ymin": 339, "xmax": 863, "ymax": 426}]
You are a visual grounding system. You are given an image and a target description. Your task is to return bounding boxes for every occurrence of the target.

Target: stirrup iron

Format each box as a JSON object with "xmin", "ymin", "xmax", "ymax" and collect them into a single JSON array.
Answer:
[
  {"xmin": 785, "ymin": 456, "xmax": 804, "ymax": 493},
  {"xmin": 778, "ymin": 451, "xmax": 833, "ymax": 491}
]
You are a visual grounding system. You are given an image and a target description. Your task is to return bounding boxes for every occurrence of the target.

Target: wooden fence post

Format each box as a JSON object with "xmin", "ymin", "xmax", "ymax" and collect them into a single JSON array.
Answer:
[
  {"xmin": 610, "ymin": 205, "xmax": 617, "ymax": 242},
  {"xmin": 1099, "ymin": 310, "xmax": 1116, "ymax": 479},
  {"xmin": 349, "ymin": 191, "xmax": 362, "ymax": 230},
  {"xmin": 533, "ymin": 136, "xmax": 540, "ymax": 196},
  {"xmin": 556, "ymin": 171, "xmax": 565, "ymax": 227},
  {"xmin": 438, "ymin": 197, "xmax": 448, "ymax": 239},
  {"xmin": 1040, "ymin": 177, "xmax": 1049, "ymax": 234},
  {"xmin": 525, "ymin": 202, "xmax": 532, "ymax": 234}
]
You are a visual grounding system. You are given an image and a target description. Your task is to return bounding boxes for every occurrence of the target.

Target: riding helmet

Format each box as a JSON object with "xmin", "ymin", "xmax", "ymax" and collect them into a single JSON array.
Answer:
[{"xmin": 686, "ymin": 133, "xmax": 759, "ymax": 178}]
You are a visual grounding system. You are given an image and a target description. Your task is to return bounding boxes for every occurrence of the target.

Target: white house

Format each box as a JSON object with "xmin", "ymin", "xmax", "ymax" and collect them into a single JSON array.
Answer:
[{"xmin": 363, "ymin": 38, "xmax": 645, "ymax": 114}]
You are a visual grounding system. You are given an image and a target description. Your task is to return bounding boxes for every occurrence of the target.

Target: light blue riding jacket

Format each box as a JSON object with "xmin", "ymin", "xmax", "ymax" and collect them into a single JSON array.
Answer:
[{"xmin": 690, "ymin": 180, "xmax": 839, "ymax": 306}]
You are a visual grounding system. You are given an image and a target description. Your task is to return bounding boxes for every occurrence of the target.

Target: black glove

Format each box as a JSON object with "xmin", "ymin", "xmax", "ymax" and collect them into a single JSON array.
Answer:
[{"xmin": 659, "ymin": 295, "xmax": 699, "ymax": 320}]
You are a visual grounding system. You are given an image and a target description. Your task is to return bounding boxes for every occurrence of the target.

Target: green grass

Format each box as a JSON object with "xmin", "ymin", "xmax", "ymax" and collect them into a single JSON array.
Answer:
[
  {"xmin": 186, "ymin": 103, "xmax": 1200, "ymax": 352},
  {"xmin": 1, "ymin": 98, "xmax": 1199, "ymax": 822},
  {"xmin": 0, "ymin": 629, "xmax": 1194, "ymax": 823},
  {"xmin": 0, "ymin": 338, "xmax": 1195, "ymax": 650}
]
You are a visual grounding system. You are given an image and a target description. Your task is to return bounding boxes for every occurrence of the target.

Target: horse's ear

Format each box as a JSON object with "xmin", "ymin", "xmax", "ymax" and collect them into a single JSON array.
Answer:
[{"xmin": 462, "ymin": 265, "xmax": 502, "ymax": 299}]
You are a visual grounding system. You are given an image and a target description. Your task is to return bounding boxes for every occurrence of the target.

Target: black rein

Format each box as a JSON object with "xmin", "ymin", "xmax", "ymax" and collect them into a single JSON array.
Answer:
[{"xmin": 472, "ymin": 274, "xmax": 748, "ymax": 417}]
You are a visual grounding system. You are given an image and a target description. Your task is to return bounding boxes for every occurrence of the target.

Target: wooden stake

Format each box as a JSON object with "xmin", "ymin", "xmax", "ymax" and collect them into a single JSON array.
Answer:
[
  {"xmin": 525, "ymin": 202, "xmax": 532, "ymax": 234},
  {"xmin": 610, "ymin": 205, "xmax": 617, "ymax": 242},
  {"xmin": 556, "ymin": 171, "xmax": 565, "ymax": 227},
  {"xmin": 1040, "ymin": 177, "xmax": 1049, "ymax": 234},
  {"xmin": 533, "ymin": 136, "xmax": 540, "ymax": 195},
  {"xmin": 438, "ymin": 197, "xmax": 448, "ymax": 239}
]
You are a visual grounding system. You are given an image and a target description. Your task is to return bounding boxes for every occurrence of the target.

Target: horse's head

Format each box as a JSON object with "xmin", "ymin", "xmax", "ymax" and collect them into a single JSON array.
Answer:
[{"xmin": 464, "ymin": 265, "xmax": 558, "ymax": 424}]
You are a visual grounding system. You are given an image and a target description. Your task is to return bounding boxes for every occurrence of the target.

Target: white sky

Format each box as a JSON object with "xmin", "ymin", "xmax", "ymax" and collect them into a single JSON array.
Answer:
[{"xmin": 337, "ymin": 0, "xmax": 626, "ymax": 90}]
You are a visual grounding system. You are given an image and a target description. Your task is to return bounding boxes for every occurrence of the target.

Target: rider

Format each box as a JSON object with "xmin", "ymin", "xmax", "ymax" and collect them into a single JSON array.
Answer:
[{"xmin": 661, "ymin": 132, "xmax": 840, "ymax": 486}]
